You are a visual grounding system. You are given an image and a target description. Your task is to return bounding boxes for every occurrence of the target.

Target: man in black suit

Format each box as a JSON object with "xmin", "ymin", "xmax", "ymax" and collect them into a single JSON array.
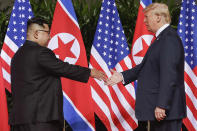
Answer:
[
  {"xmin": 106, "ymin": 3, "xmax": 186, "ymax": 131},
  {"xmin": 9, "ymin": 17, "xmax": 106, "ymax": 131}
]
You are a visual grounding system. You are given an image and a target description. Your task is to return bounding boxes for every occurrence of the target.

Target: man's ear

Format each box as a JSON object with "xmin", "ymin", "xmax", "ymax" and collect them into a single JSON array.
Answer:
[
  {"xmin": 156, "ymin": 15, "xmax": 162, "ymax": 23},
  {"xmin": 34, "ymin": 31, "xmax": 39, "ymax": 39}
]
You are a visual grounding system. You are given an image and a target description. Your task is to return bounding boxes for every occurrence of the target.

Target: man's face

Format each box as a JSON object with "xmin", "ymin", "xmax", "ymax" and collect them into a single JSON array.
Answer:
[
  {"xmin": 37, "ymin": 24, "xmax": 50, "ymax": 47},
  {"xmin": 144, "ymin": 10, "xmax": 158, "ymax": 33}
]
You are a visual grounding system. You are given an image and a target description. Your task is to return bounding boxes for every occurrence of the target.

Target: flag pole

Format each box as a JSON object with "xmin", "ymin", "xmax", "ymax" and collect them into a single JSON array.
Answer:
[
  {"xmin": 63, "ymin": 120, "xmax": 65, "ymax": 131},
  {"xmin": 147, "ymin": 121, "xmax": 150, "ymax": 131}
]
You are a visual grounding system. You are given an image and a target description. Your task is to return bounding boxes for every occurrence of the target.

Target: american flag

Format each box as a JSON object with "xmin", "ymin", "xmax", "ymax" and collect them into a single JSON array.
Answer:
[
  {"xmin": 177, "ymin": 0, "xmax": 197, "ymax": 130},
  {"xmin": 0, "ymin": 0, "xmax": 33, "ymax": 92},
  {"xmin": 89, "ymin": 0, "xmax": 137, "ymax": 130}
]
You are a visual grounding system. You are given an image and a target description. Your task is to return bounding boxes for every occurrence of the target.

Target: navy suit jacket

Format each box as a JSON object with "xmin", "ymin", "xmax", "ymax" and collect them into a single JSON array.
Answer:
[
  {"xmin": 122, "ymin": 26, "xmax": 186, "ymax": 121},
  {"xmin": 9, "ymin": 40, "xmax": 91, "ymax": 126}
]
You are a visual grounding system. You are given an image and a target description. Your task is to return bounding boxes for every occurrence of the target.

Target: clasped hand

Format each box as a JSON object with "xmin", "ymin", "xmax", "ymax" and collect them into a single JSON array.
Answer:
[{"xmin": 105, "ymin": 69, "xmax": 123, "ymax": 86}]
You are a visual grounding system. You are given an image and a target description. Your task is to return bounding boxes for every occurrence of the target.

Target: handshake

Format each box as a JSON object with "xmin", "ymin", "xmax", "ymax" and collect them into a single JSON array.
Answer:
[{"xmin": 90, "ymin": 69, "xmax": 123, "ymax": 86}]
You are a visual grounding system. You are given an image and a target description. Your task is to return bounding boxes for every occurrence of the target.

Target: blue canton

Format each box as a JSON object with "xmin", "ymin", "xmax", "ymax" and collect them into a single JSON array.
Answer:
[
  {"xmin": 6, "ymin": 0, "xmax": 33, "ymax": 47},
  {"xmin": 93, "ymin": 0, "xmax": 130, "ymax": 69},
  {"xmin": 177, "ymin": 0, "xmax": 197, "ymax": 69}
]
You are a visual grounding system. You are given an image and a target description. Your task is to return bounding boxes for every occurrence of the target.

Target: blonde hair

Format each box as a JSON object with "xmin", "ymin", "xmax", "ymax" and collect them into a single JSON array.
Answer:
[{"xmin": 143, "ymin": 3, "xmax": 171, "ymax": 24}]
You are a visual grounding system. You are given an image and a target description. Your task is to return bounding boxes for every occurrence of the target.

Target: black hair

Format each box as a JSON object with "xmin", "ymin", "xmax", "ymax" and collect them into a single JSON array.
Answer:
[{"xmin": 27, "ymin": 17, "xmax": 48, "ymax": 30}]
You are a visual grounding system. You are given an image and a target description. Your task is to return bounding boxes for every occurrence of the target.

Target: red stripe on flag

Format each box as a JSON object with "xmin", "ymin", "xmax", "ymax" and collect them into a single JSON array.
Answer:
[
  {"xmin": 108, "ymin": 84, "xmax": 137, "ymax": 128},
  {"xmin": 185, "ymin": 94, "xmax": 197, "ymax": 120},
  {"xmin": 90, "ymin": 55, "xmax": 137, "ymax": 130},
  {"xmin": 0, "ymin": 62, "xmax": 10, "ymax": 131},
  {"xmin": 3, "ymin": 79, "xmax": 11, "ymax": 93},
  {"xmin": 0, "ymin": 58, "xmax": 11, "ymax": 75},
  {"xmin": 2, "ymin": 43, "xmax": 15, "ymax": 58},
  {"xmin": 93, "ymin": 100, "xmax": 112, "ymax": 131},
  {"xmin": 184, "ymin": 72, "xmax": 197, "ymax": 98},
  {"xmin": 193, "ymin": 66, "xmax": 197, "ymax": 76},
  {"xmin": 116, "ymin": 83, "xmax": 135, "ymax": 109},
  {"xmin": 91, "ymin": 79, "xmax": 125, "ymax": 130},
  {"xmin": 183, "ymin": 117, "xmax": 196, "ymax": 131},
  {"xmin": 89, "ymin": 55, "xmax": 104, "ymax": 71}
]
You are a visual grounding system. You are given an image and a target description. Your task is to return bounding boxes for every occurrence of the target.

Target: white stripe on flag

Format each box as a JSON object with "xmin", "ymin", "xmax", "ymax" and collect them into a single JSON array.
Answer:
[
  {"xmin": 93, "ymin": 78, "xmax": 133, "ymax": 130},
  {"xmin": 115, "ymin": 63, "xmax": 123, "ymax": 72},
  {"xmin": 91, "ymin": 86, "xmax": 118, "ymax": 131},
  {"xmin": 112, "ymin": 84, "xmax": 137, "ymax": 123},
  {"xmin": 4, "ymin": 35, "xmax": 19, "ymax": 53},
  {"xmin": 185, "ymin": 82, "xmax": 197, "ymax": 109},
  {"xmin": 124, "ymin": 56, "xmax": 132, "ymax": 69},
  {"xmin": 185, "ymin": 62, "xmax": 197, "ymax": 87},
  {"xmin": 2, "ymin": 68, "xmax": 11, "ymax": 83},
  {"xmin": 1, "ymin": 50, "xmax": 11, "ymax": 66},
  {"xmin": 125, "ymin": 84, "xmax": 136, "ymax": 100},
  {"xmin": 186, "ymin": 106, "xmax": 197, "ymax": 129},
  {"xmin": 115, "ymin": 61, "xmax": 136, "ymax": 99},
  {"xmin": 90, "ymin": 46, "xmax": 111, "ymax": 77},
  {"xmin": 140, "ymin": 1, "xmax": 146, "ymax": 8}
]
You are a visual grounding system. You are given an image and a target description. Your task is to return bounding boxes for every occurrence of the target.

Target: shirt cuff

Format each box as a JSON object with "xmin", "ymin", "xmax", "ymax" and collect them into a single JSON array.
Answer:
[{"xmin": 121, "ymin": 73, "xmax": 125, "ymax": 84}]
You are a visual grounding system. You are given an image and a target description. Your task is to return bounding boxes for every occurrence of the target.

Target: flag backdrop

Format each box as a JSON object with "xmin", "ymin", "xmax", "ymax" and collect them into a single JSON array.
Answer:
[
  {"xmin": 130, "ymin": 0, "xmax": 154, "ymax": 67},
  {"xmin": 89, "ymin": 0, "xmax": 137, "ymax": 130},
  {"xmin": 177, "ymin": 0, "xmax": 197, "ymax": 130},
  {"xmin": 48, "ymin": 0, "xmax": 94, "ymax": 130},
  {"xmin": 0, "ymin": 0, "xmax": 33, "ymax": 130}
]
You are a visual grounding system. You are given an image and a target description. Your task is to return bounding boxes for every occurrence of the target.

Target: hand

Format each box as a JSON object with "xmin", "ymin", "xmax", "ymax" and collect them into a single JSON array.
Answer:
[
  {"xmin": 155, "ymin": 107, "xmax": 166, "ymax": 121},
  {"xmin": 90, "ymin": 68, "xmax": 106, "ymax": 81},
  {"xmin": 105, "ymin": 69, "xmax": 123, "ymax": 86}
]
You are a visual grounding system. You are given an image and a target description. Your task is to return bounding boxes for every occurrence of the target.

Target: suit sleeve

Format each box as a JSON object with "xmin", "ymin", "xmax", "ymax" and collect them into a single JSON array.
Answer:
[
  {"xmin": 121, "ymin": 63, "xmax": 143, "ymax": 85},
  {"xmin": 38, "ymin": 47, "xmax": 91, "ymax": 83},
  {"xmin": 157, "ymin": 33, "xmax": 182, "ymax": 110}
]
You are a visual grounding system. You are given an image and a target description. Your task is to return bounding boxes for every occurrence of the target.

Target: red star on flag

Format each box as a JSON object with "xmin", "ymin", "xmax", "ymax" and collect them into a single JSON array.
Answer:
[
  {"xmin": 53, "ymin": 36, "xmax": 76, "ymax": 61},
  {"xmin": 134, "ymin": 38, "xmax": 149, "ymax": 57}
]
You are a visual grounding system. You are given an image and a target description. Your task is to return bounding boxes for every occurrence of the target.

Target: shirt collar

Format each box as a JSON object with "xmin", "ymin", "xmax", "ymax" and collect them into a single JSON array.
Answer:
[{"xmin": 155, "ymin": 24, "xmax": 170, "ymax": 37}]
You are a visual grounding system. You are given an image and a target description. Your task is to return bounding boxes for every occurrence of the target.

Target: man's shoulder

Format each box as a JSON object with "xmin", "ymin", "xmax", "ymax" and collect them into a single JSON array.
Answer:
[{"xmin": 165, "ymin": 26, "xmax": 178, "ymax": 35}]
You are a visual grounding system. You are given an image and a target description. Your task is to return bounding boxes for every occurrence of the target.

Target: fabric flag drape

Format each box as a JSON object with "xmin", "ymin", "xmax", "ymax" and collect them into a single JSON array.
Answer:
[
  {"xmin": 177, "ymin": 0, "xmax": 197, "ymax": 130},
  {"xmin": 0, "ymin": 62, "xmax": 9, "ymax": 131},
  {"xmin": 130, "ymin": 0, "xmax": 153, "ymax": 67},
  {"xmin": 89, "ymin": 0, "xmax": 137, "ymax": 130},
  {"xmin": 0, "ymin": 0, "xmax": 33, "ymax": 130},
  {"xmin": 0, "ymin": 0, "xmax": 34, "ymax": 93},
  {"xmin": 48, "ymin": 0, "xmax": 95, "ymax": 130}
]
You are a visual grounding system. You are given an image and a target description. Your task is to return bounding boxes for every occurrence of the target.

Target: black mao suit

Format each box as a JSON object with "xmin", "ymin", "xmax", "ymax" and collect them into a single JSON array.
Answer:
[
  {"xmin": 122, "ymin": 26, "xmax": 186, "ymax": 126},
  {"xmin": 9, "ymin": 40, "xmax": 91, "ymax": 128}
]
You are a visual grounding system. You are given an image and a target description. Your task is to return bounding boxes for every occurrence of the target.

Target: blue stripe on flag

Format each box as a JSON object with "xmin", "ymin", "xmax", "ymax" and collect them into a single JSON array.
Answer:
[
  {"xmin": 60, "ymin": 0, "xmax": 78, "ymax": 22},
  {"xmin": 141, "ymin": 0, "xmax": 152, "ymax": 7},
  {"xmin": 63, "ymin": 96, "xmax": 92, "ymax": 131}
]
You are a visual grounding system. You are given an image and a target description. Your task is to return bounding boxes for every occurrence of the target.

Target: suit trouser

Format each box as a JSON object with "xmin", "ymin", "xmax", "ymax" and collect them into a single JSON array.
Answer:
[
  {"xmin": 150, "ymin": 119, "xmax": 182, "ymax": 131},
  {"xmin": 10, "ymin": 121, "xmax": 62, "ymax": 131}
]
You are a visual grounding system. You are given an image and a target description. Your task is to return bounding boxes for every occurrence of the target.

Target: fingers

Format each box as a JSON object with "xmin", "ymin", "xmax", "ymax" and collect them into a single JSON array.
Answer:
[
  {"xmin": 105, "ymin": 70, "xmax": 123, "ymax": 86},
  {"xmin": 105, "ymin": 78, "xmax": 116, "ymax": 86},
  {"xmin": 90, "ymin": 68, "xmax": 107, "ymax": 81},
  {"xmin": 155, "ymin": 107, "xmax": 166, "ymax": 121},
  {"xmin": 110, "ymin": 69, "xmax": 115, "ymax": 73}
]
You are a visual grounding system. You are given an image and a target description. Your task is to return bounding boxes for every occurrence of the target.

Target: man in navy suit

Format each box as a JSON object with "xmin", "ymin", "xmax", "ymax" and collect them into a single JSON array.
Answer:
[
  {"xmin": 106, "ymin": 3, "xmax": 186, "ymax": 131},
  {"xmin": 9, "ymin": 17, "xmax": 106, "ymax": 131}
]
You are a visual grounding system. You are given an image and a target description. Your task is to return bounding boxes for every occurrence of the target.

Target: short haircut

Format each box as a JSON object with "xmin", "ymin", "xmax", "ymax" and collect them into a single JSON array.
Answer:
[
  {"xmin": 27, "ymin": 17, "xmax": 48, "ymax": 30},
  {"xmin": 143, "ymin": 3, "xmax": 171, "ymax": 24}
]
